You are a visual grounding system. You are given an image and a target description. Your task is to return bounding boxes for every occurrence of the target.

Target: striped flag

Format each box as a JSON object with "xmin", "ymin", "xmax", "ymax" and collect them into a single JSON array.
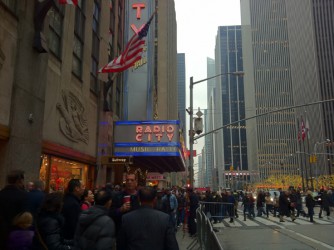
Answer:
[
  {"xmin": 99, "ymin": 11, "xmax": 156, "ymax": 73},
  {"xmin": 59, "ymin": 0, "xmax": 78, "ymax": 5}
]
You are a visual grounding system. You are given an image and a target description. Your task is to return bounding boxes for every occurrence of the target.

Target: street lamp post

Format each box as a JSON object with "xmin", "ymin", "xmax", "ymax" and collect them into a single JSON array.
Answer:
[{"xmin": 188, "ymin": 71, "xmax": 244, "ymax": 187}]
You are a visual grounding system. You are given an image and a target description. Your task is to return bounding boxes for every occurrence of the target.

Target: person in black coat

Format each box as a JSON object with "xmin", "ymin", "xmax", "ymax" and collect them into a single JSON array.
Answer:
[
  {"xmin": 27, "ymin": 180, "xmax": 46, "ymax": 219},
  {"xmin": 74, "ymin": 189, "xmax": 116, "ymax": 250},
  {"xmin": 32, "ymin": 192, "xmax": 73, "ymax": 249},
  {"xmin": 187, "ymin": 188, "xmax": 199, "ymax": 237},
  {"xmin": 118, "ymin": 186, "xmax": 179, "ymax": 250},
  {"xmin": 279, "ymin": 190, "xmax": 295, "ymax": 222},
  {"xmin": 305, "ymin": 190, "xmax": 315, "ymax": 222},
  {"xmin": 0, "ymin": 170, "xmax": 28, "ymax": 250},
  {"xmin": 61, "ymin": 179, "xmax": 84, "ymax": 240}
]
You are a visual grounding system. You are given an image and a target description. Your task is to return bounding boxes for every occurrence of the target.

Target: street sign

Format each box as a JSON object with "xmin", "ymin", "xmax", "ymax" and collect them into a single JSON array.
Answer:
[{"xmin": 101, "ymin": 156, "xmax": 133, "ymax": 165}]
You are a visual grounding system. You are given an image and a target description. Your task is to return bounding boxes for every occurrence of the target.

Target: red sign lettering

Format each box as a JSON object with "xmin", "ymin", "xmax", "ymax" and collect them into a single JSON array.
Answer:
[{"xmin": 132, "ymin": 3, "xmax": 145, "ymax": 19}]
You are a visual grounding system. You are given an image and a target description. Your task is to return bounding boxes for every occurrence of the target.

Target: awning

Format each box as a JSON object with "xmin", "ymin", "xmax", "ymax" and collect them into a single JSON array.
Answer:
[
  {"xmin": 120, "ymin": 153, "xmax": 185, "ymax": 173},
  {"xmin": 113, "ymin": 120, "xmax": 186, "ymax": 173}
]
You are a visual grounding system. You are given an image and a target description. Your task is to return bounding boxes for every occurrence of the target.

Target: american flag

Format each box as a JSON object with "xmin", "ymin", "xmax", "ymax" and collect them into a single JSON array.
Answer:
[
  {"xmin": 59, "ymin": 0, "xmax": 78, "ymax": 5},
  {"xmin": 301, "ymin": 117, "xmax": 308, "ymax": 141},
  {"xmin": 99, "ymin": 11, "xmax": 156, "ymax": 73}
]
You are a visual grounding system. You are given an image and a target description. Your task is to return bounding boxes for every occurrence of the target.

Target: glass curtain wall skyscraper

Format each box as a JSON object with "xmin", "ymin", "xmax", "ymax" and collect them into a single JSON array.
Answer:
[{"xmin": 214, "ymin": 26, "xmax": 248, "ymax": 188}]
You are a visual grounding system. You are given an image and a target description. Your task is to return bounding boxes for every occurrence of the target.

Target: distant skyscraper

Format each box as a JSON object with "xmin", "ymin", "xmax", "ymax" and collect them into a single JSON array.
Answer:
[
  {"xmin": 311, "ymin": 0, "xmax": 334, "ymax": 175},
  {"xmin": 177, "ymin": 53, "xmax": 187, "ymax": 144},
  {"xmin": 205, "ymin": 58, "xmax": 216, "ymax": 189},
  {"xmin": 240, "ymin": 0, "xmax": 326, "ymax": 184},
  {"xmin": 214, "ymin": 26, "xmax": 248, "ymax": 188}
]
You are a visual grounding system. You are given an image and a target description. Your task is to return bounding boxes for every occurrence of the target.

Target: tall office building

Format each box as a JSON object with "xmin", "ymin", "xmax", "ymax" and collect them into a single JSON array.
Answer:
[
  {"xmin": 214, "ymin": 26, "xmax": 247, "ymax": 188},
  {"xmin": 311, "ymin": 0, "xmax": 334, "ymax": 175},
  {"xmin": 177, "ymin": 53, "xmax": 187, "ymax": 143},
  {"xmin": 240, "ymin": 0, "xmax": 326, "ymax": 185},
  {"xmin": 205, "ymin": 58, "xmax": 216, "ymax": 188},
  {"xmin": 124, "ymin": 0, "xmax": 178, "ymax": 121}
]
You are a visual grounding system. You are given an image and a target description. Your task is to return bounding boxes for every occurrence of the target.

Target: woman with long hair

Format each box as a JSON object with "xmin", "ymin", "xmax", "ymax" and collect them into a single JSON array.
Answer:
[{"xmin": 32, "ymin": 192, "xmax": 73, "ymax": 249}]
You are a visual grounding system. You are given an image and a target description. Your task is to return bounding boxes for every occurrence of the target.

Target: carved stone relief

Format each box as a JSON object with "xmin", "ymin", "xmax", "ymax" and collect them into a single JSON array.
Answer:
[{"xmin": 56, "ymin": 90, "xmax": 89, "ymax": 144}]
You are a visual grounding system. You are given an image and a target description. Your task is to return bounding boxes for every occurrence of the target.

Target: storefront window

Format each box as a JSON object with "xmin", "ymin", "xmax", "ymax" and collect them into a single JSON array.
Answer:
[{"xmin": 40, "ymin": 154, "xmax": 89, "ymax": 192}]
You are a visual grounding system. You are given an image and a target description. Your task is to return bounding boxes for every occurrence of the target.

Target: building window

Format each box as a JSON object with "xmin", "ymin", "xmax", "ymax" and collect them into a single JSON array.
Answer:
[
  {"xmin": 73, "ymin": 0, "xmax": 85, "ymax": 78},
  {"xmin": 49, "ymin": 3, "xmax": 64, "ymax": 59},
  {"xmin": 90, "ymin": 0, "xmax": 101, "ymax": 94}
]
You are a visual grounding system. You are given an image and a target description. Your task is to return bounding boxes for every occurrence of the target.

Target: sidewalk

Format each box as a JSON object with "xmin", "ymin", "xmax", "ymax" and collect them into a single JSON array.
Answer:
[{"xmin": 176, "ymin": 225, "xmax": 199, "ymax": 250}]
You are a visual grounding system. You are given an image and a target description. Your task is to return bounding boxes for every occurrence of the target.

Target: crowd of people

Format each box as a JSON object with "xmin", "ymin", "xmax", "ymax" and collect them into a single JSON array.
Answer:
[
  {"xmin": 198, "ymin": 187, "xmax": 334, "ymax": 224},
  {"xmin": 0, "ymin": 170, "xmax": 202, "ymax": 250}
]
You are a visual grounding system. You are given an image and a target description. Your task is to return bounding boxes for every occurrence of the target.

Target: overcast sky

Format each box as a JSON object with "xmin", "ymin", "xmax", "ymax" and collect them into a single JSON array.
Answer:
[{"xmin": 174, "ymin": 0, "xmax": 241, "ymax": 177}]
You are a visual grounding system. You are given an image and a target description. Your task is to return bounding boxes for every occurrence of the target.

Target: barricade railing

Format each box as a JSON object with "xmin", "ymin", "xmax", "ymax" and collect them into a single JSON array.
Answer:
[
  {"xmin": 199, "ymin": 201, "xmax": 236, "ymax": 221},
  {"xmin": 196, "ymin": 202, "xmax": 231, "ymax": 250}
]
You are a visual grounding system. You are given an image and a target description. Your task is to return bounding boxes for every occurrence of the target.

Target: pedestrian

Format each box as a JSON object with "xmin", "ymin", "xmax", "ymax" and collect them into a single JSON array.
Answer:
[
  {"xmin": 265, "ymin": 192, "xmax": 274, "ymax": 218},
  {"xmin": 61, "ymin": 179, "xmax": 85, "ymax": 240},
  {"xmin": 227, "ymin": 191, "xmax": 235, "ymax": 223},
  {"xmin": 162, "ymin": 188, "xmax": 178, "ymax": 230},
  {"xmin": 32, "ymin": 192, "xmax": 74, "ymax": 249},
  {"xmin": 279, "ymin": 190, "xmax": 295, "ymax": 222},
  {"xmin": 295, "ymin": 189, "xmax": 305, "ymax": 217},
  {"xmin": 0, "ymin": 170, "xmax": 28, "ymax": 250},
  {"xmin": 80, "ymin": 189, "xmax": 94, "ymax": 211},
  {"xmin": 289, "ymin": 189, "xmax": 298, "ymax": 220},
  {"xmin": 118, "ymin": 186, "xmax": 179, "ymax": 250},
  {"xmin": 273, "ymin": 192, "xmax": 279, "ymax": 217},
  {"xmin": 305, "ymin": 190, "xmax": 315, "ymax": 222},
  {"xmin": 27, "ymin": 180, "xmax": 46, "ymax": 219},
  {"xmin": 75, "ymin": 189, "xmax": 116, "ymax": 250},
  {"xmin": 187, "ymin": 187, "xmax": 199, "ymax": 237},
  {"xmin": 7, "ymin": 211, "xmax": 34, "ymax": 250},
  {"xmin": 109, "ymin": 172, "xmax": 140, "ymax": 250},
  {"xmin": 256, "ymin": 190, "xmax": 266, "ymax": 217},
  {"xmin": 154, "ymin": 190, "xmax": 165, "ymax": 211},
  {"xmin": 176, "ymin": 190, "xmax": 186, "ymax": 227},
  {"xmin": 319, "ymin": 190, "xmax": 331, "ymax": 219}
]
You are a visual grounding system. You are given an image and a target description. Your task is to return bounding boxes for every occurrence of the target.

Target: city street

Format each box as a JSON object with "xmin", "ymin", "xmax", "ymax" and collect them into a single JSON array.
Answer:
[{"xmin": 213, "ymin": 206, "xmax": 334, "ymax": 250}]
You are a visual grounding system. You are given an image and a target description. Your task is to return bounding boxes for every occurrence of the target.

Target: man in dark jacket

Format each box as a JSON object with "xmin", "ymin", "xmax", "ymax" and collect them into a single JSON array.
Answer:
[
  {"xmin": 27, "ymin": 180, "xmax": 45, "ymax": 219},
  {"xmin": 75, "ymin": 189, "xmax": 116, "ymax": 250},
  {"xmin": 61, "ymin": 179, "xmax": 84, "ymax": 240},
  {"xmin": 118, "ymin": 186, "xmax": 179, "ymax": 250},
  {"xmin": 0, "ymin": 170, "xmax": 28, "ymax": 249}
]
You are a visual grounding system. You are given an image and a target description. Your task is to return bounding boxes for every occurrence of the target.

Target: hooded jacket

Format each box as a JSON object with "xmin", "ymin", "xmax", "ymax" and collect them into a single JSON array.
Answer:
[{"xmin": 75, "ymin": 206, "xmax": 115, "ymax": 250}]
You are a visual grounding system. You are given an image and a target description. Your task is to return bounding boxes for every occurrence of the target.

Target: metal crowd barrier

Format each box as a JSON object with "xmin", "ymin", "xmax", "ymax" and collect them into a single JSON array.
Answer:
[
  {"xmin": 195, "ymin": 202, "xmax": 233, "ymax": 250},
  {"xmin": 200, "ymin": 201, "xmax": 236, "ymax": 221}
]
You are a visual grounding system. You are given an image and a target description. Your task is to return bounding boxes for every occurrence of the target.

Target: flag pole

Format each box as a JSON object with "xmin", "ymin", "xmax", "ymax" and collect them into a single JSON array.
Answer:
[
  {"xmin": 304, "ymin": 115, "xmax": 314, "ymax": 190},
  {"xmin": 297, "ymin": 117, "xmax": 305, "ymax": 192},
  {"xmin": 301, "ymin": 116, "xmax": 309, "ymax": 189}
]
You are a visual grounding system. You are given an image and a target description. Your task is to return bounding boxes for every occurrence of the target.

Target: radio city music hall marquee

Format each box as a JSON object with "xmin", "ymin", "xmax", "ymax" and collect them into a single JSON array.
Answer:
[{"xmin": 114, "ymin": 121, "xmax": 182, "ymax": 156}]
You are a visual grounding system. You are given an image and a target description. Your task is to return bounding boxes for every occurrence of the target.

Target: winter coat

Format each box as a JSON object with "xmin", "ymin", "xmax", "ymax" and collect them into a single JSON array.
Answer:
[
  {"xmin": 322, "ymin": 193, "xmax": 331, "ymax": 209},
  {"xmin": 279, "ymin": 193, "xmax": 290, "ymax": 216},
  {"xmin": 7, "ymin": 227, "xmax": 34, "ymax": 250},
  {"xmin": 305, "ymin": 194, "xmax": 315, "ymax": 208},
  {"xmin": 0, "ymin": 185, "xmax": 28, "ymax": 249},
  {"xmin": 75, "ymin": 205, "xmax": 115, "ymax": 250},
  {"xmin": 32, "ymin": 211, "xmax": 72, "ymax": 250},
  {"xmin": 61, "ymin": 193, "xmax": 81, "ymax": 240}
]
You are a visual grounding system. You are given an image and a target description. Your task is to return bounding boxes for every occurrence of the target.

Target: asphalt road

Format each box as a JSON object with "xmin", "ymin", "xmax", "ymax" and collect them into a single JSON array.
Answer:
[{"xmin": 214, "ymin": 206, "xmax": 334, "ymax": 250}]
